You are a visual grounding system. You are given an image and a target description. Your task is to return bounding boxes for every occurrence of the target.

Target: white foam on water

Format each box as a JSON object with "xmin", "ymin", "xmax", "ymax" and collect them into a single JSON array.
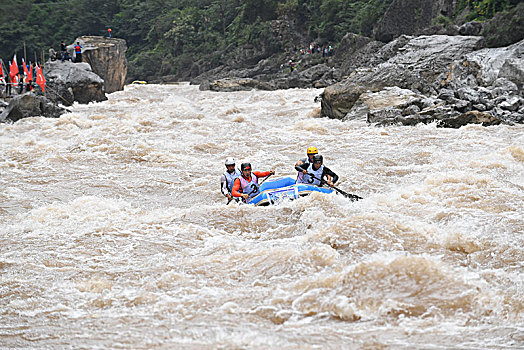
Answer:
[{"xmin": 0, "ymin": 84, "xmax": 523, "ymax": 348}]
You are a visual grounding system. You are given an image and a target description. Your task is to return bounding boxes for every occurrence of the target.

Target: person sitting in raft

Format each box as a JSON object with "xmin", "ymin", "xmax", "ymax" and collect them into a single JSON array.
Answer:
[
  {"xmin": 231, "ymin": 163, "xmax": 275, "ymax": 203},
  {"xmin": 220, "ymin": 157, "xmax": 241, "ymax": 203},
  {"xmin": 295, "ymin": 154, "xmax": 338, "ymax": 187},
  {"xmin": 295, "ymin": 146, "xmax": 318, "ymax": 183}
]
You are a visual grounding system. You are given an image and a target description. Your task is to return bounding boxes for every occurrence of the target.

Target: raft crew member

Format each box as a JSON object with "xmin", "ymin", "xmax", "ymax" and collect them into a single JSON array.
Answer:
[
  {"xmin": 231, "ymin": 163, "xmax": 275, "ymax": 203},
  {"xmin": 295, "ymin": 146, "xmax": 318, "ymax": 183},
  {"xmin": 220, "ymin": 157, "xmax": 241, "ymax": 203},
  {"xmin": 295, "ymin": 154, "xmax": 338, "ymax": 187}
]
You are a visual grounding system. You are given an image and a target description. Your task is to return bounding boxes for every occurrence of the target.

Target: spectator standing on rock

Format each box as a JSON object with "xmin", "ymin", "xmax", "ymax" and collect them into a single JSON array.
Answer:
[
  {"xmin": 49, "ymin": 47, "xmax": 57, "ymax": 61},
  {"xmin": 60, "ymin": 41, "xmax": 67, "ymax": 61},
  {"xmin": 74, "ymin": 42, "xmax": 83, "ymax": 62},
  {"xmin": 289, "ymin": 60, "xmax": 294, "ymax": 72},
  {"xmin": 18, "ymin": 74, "xmax": 24, "ymax": 94},
  {"xmin": 5, "ymin": 74, "xmax": 11, "ymax": 97},
  {"xmin": 108, "ymin": 28, "xmax": 112, "ymax": 38}
]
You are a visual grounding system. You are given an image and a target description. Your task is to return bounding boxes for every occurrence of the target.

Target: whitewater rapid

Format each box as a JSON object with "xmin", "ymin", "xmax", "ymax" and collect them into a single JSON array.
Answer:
[{"xmin": 1, "ymin": 84, "xmax": 523, "ymax": 348}]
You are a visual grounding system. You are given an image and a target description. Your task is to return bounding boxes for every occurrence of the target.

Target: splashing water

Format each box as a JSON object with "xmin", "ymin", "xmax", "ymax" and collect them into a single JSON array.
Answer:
[{"xmin": 1, "ymin": 84, "xmax": 523, "ymax": 348}]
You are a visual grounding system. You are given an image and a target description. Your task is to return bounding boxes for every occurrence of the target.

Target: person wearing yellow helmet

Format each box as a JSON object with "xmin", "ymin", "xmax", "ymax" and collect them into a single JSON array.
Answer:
[{"xmin": 295, "ymin": 146, "xmax": 318, "ymax": 183}]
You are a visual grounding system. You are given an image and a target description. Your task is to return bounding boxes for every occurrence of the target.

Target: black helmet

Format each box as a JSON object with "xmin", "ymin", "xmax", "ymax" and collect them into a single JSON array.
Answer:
[
  {"xmin": 241, "ymin": 162, "xmax": 252, "ymax": 171},
  {"xmin": 312, "ymin": 154, "xmax": 323, "ymax": 164}
]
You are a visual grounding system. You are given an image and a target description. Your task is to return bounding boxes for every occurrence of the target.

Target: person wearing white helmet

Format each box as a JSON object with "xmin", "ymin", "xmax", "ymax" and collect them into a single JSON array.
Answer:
[{"xmin": 220, "ymin": 157, "xmax": 241, "ymax": 203}]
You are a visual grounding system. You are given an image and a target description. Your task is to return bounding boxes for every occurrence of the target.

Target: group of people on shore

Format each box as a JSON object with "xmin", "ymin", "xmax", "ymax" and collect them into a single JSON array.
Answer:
[
  {"xmin": 48, "ymin": 41, "xmax": 83, "ymax": 63},
  {"xmin": 1, "ymin": 39, "xmax": 85, "ymax": 98},
  {"xmin": 1, "ymin": 59, "xmax": 40, "ymax": 98},
  {"xmin": 220, "ymin": 146, "xmax": 339, "ymax": 204},
  {"xmin": 297, "ymin": 43, "xmax": 334, "ymax": 57}
]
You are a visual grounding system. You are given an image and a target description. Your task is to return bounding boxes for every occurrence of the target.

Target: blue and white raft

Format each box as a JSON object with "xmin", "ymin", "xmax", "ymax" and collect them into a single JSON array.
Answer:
[{"xmin": 247, "ymin": 176, "xmax": 333, "ymax": 206}]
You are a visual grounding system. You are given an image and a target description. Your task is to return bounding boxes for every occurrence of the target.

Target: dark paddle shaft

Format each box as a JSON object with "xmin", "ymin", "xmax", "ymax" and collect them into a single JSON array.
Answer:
[{"xmin": 295, "ymin": 166, "xmax": 362, "ymax": 201}]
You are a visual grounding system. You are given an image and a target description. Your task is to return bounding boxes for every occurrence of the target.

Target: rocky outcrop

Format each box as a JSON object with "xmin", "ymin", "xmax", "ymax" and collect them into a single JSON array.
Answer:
[
  {"xmin": 74, "ymin": 36, "xmax": 127, "ymax": 93},
  {"xmin": 0, "ymin": 93, "xmax": 68, "ymax": 123},
  {"xmin": 321, "ymin": 35, "xmax": 524, "ymax": 127},
  {"xmin": 321, "ymin": 35, "xmax": 485, "ymax": 119},
  {"xmin": 441, "ymin": 38, "xmax": 524, "ymax": 88},
  {"xmin": 45, "ymin": 61, "xmax": 107, "ymax": 106},
  {"xmin": 375, "ymin": 0, "xmax": 457, "ymax": 42},
  {"xmin": 203, "ymin": 78, "xmax": 273, "ymax": 92},
  {"xmin": 481, "ymin": 3, "xmax": 524, "ymax": 48},
  {"xmin": 200, "ymin": 63, "xmax": 338, "ymax": 91}
]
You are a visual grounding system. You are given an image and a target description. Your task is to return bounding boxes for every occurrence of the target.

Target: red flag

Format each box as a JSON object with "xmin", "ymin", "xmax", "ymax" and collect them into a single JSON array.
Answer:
[
  {"xmin": 22, "ymin": 59, "xmax": 33, "ymax": 81},
  {"xmin": 0, "ymin": 60, "xmax": 4, "ymax": 80},
  {"xmin": 27, "ymin": 63, "xmax": 33, "ymax": 82},
  {"xmin": 36, "ymin": 64, "xmax": 46, "ymax": 93},
  {"xmin": 22, "ymin": 58, "xmax": 29, "ymax": 77},
  {"xmin": 9, "ymin": 54, "xmax": 18, "ymax": 80}
]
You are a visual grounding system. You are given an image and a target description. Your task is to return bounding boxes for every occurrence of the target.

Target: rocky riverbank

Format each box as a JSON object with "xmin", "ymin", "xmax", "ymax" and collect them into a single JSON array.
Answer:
[
  {"xmin": 1, "ymin": 36, "xmax": 127, "ymax": 123},
  {"xmin": 197, "ymin": 33, "xmax": 523, "ymax": 128}
]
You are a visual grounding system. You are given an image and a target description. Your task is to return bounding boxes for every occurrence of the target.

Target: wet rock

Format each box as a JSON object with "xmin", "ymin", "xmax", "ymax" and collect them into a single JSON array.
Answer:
[
  {"xmin": 321, "ymin": 35, "xmax": 485, "ymax": 119},
  {"xmin": 343, "ymin": 101, "xmax": 369, "ymax": 121},
  {"xmin": 492, "ymin": 78, "xmax": 519, "ymax": 97},
  {"xmin": 498, "ymin": 96, "xmax": 521, "ymax": 111},
  {"xmin": 44, "ymin": 61, "xmax": 107, "ymax": 106},
  {"xmin": 75, "ymin": 36, "xmax": 128, "ymax": 93},
  {"xmin": 508, "ymin": 112, "xmax": 524, "ymax": 123},
  {"xmin": 458, "ymin": 21, "xmax": 483, "ymax": 36},
  {"xmin": 368, "ymin": 107, "xmax": 403, "ymax": 124},
  {"xmin": 449, "ymin": 98, "xmax": 471, "ymax": 112},
  {"xmin": 341, "ymin": 86, "xmax": 423, "ymax": 121},
  {"xmin": 206, "ymin": 78, "xmax": 273, "ymax": 92},
  {"xmin": 438, "ymin": 110, "xmax": 502, "ymax": 128},
  {"xmin": 438, "ymin": 88, "xmax": 455, "ymax": 101},
  {"xmin": 456, "ymin": 87, "xmax": 480, "ymax": 104},
  {"xmin": 473, "ymin": 104, "xmax": 487, "ymax": 111},
  {"xmin": 402, "ymin": 104, "xmax": 421, "ymax": 115},
  {"xmin": 0, "ymin": 93, "xmax": 68, "ymax": 123}
]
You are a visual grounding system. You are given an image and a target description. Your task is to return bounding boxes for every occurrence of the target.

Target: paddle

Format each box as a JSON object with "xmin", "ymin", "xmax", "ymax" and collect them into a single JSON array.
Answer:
[
  {"xmin": 295, "ymin": 166, "xmax": 363, "ymax": 201},
  {"xmin": 227, "ymin": 172, "xmax": 273, "ymax": 205}
]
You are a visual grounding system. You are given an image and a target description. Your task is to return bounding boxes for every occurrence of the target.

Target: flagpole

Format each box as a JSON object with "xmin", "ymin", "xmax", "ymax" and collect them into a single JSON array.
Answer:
[{"xmin": 24, "ymin": 42, "xmax": 27, "ymax": 62}]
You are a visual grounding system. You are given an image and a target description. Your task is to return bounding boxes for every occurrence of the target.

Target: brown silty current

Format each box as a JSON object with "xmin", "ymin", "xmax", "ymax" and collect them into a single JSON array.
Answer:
[{"xmin": 0, "ymin": 84, "xmax": 523, "ymax": 348}]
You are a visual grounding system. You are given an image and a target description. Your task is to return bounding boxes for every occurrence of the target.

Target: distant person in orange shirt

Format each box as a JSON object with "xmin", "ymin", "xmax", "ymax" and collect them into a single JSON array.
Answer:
[{"xmin": 108, "ymin": 28, "xmax": 112, "ymax": 38}]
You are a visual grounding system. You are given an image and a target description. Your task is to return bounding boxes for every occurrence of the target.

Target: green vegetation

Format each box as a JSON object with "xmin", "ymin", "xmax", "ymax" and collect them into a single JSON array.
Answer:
[
  {"xmin": 0, "ymin": 0, "xmax": 520, "ymax": 81},
  {"xmin": 456, "ymin": 0, "xmax": 521, "ymax": 21}
]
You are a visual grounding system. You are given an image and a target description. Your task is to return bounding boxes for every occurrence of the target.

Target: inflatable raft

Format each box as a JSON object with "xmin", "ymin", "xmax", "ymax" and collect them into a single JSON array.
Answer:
[{"xmin": 248, "ymin": 176, "xmax": 333, "ymax": 206}]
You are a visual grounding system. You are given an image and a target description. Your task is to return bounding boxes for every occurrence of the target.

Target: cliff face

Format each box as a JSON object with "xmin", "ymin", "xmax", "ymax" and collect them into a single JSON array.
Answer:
[
  {"xmin": 75, "ymin": 36, "xmax": 128, "ymax": 93},
  {"xmin": 375, "ymin": 0, "xmax": 457, "ymax": 42}
]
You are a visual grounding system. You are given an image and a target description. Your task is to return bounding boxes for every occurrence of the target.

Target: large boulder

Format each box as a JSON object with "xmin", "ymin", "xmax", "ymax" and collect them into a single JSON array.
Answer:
[
  {"xmin": 0, "ymin": 93, "xmax": 68, "ymax": 123},
  {"xmin": 74, "ymin": 36, "xmax": 127, "ymax": 93},
  {"xmin": 45, "ymin": 61, "xmax": 107, "ymax": 106},
  {"xmin": 203, "ymin": 78, "xmax": 273, "ymax": 92},
  {"xmin": 333, "ymin": 33, "xmax": 412, "ymax": 77},
  {"xmin": 321, "ymin": 35, "xmax": 485, "ymax": 119},
  {"xmin": 345, "ymin": 86, "xmax": 424, "ymax": 122},
  {"xmin": 375, "ymin": 0, "xmax": 457, "ymax": 42},
  {"xmin": 442, "ymin": 38, "xmax": 524, "ymax": 88}
]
